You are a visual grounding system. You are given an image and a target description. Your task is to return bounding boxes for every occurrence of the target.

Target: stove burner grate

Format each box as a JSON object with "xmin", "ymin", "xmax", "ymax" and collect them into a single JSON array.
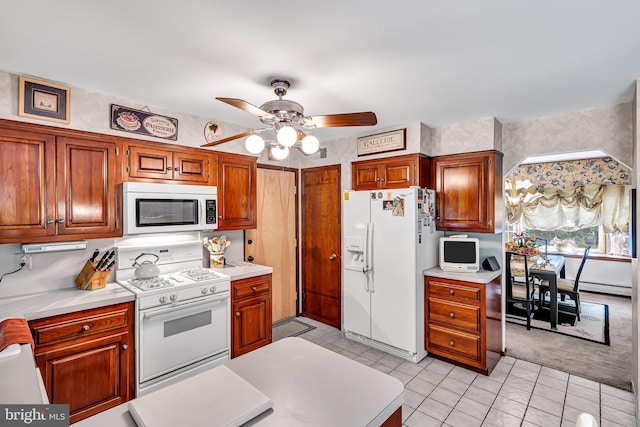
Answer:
[
  {"xmin": 179, "ymin": 267, "xmax": 221, "ymax": 282},
  {"xmin": 128, "ymin": 277, "xmax": 174, "ymax": 290}
]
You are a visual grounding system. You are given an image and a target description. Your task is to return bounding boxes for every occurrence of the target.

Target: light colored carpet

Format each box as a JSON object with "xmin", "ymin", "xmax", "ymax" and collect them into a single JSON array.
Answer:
[
  {"xmin": 272, "ymin": 318, "xmax": 315, "ymax": 342},
  {"xmin": 507, "ymin": 300, "xmax": 609, "ymax": 345},
  {"xmin": 506, "ymin": 291, "xmax": 632, "ymax": 391}
]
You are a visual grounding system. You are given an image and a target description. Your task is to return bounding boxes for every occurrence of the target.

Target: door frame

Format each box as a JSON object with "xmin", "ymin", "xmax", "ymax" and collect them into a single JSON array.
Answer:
[{"xmin": 257, "ymin": 163, "xmax": 300, "ymax": 317}]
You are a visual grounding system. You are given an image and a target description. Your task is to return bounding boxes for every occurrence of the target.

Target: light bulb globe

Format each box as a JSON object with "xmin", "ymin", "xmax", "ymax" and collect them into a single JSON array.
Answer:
[
  {"xmin": 270, "ymin": 146, "xmax": 289, "ymax": 160},
  {"xmin": 245, "ymin": 134, "xmax": 265, "ymax": 154},
  {"xmin": 301, "ymin": 135, "xmax": 320, "ymax": 154},
  {"xmin": 276, "ymin": 126, "xmax": 297, "ymax": 147}
]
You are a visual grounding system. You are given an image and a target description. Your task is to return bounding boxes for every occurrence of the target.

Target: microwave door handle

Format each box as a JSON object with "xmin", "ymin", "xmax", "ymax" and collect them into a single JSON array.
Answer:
[{"xmin": 199, "ymin": 199, "xmax": 206, "ymax": 228}]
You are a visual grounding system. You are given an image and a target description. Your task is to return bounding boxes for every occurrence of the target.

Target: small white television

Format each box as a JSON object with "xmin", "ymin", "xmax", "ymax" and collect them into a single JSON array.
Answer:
[{"xmin": 439, "ymin": 236, "xmax": 480, "ymax": 272}]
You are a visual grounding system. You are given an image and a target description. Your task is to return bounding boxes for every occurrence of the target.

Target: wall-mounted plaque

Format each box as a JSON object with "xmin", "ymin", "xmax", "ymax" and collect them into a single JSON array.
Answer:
[
  {"xmin": 357, "ymin": 128, "xmax": 406, "ymax": 156},
  {"xmin": 111, "ymin": 104, "xmax": 178, "ymax": 141}
]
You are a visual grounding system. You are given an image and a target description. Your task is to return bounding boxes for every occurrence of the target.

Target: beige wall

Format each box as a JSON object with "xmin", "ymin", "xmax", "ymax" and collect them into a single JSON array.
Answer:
[{"xmin": 502, "ymin": 103, "xmax": 633, "ymax": 173}]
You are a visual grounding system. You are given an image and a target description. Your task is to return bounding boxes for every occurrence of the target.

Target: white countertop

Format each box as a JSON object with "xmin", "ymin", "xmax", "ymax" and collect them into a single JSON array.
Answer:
[
  {"xmin": 0, "ymin": 283, "xmax": 135, "ymax": 405},
  {"xmin": 0, "ymin": 283, "xmax": 135, "ymax": 322},
  {"xmin": 423, "ymin": 266, "xmax": 502, "ymax": 284},
  {"xmin": 76, "ymin": 337, "xmax": 404, "ymax": 427},
  {"xmin": 210, "ymin": 262, "xmax": 273, "ymax": 281}
]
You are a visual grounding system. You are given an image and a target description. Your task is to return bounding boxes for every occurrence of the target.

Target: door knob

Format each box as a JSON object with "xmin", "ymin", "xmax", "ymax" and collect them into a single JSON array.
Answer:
[
  {"xmin": 329, "ymin": 253, "xmax": 337, "ymax": 260},
  {"xmin": 247, "ymin": 240, "xmax": 253, "ymax": 245},
  {"xmin": 122, "ymin": 344, "xmax": 128, "ymax": 350},
  {"xmin": 247, "ymin": 256, "xmax": 254, "ymax": 262}
]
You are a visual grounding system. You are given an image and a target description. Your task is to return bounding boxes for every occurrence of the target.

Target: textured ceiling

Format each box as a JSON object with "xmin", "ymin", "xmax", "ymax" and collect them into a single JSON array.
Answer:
[{"xmin": 2, "ymin": 1, "xmax": 640, "ymax": 142}]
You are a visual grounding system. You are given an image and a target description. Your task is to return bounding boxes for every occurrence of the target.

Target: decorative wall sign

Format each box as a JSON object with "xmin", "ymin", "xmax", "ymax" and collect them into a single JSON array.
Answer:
[
  {"xmin": 18, "ymin": 76, "xmax": 71, "ymax": 124},
  {"xmin": 204, "ymin": 121, "xmax": 224, "ymax": 143},
  {"xmin": 357, "ymin": 128, "xmax": 406, "ymax": 156},
  {"xmin": 110, "ymin": 104, "xmax": 178, "ymax": 140}
]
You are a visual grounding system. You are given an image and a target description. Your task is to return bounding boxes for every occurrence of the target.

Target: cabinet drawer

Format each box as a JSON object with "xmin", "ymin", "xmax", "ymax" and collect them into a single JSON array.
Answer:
[
  {"xmin": 429, "ymin": 280, "xmax": 480, "ymax": 303},
  {"xmin": 428, "ymin": 298, "xmax": 480, "ymax": 333},
  {"xmin": 233, "ymin": 275, "xmax": 271, "ymax": 300},
  {"xmin": 427, "ymin": 324, "xmax": 480, "ymax": 363},
  {"xmin": 31, "ymin": 306, "xmax": 130, "ymax": 347}
]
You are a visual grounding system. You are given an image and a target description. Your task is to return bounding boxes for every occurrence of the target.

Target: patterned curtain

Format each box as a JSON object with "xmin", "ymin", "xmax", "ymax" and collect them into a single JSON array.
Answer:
[
  {"xmin": 505, "ymin": 157, "xmax": 632, "ymax": 235},
  {"xmin": 505, "ymin": 183, "xmax": 630, "ymax": 235}
]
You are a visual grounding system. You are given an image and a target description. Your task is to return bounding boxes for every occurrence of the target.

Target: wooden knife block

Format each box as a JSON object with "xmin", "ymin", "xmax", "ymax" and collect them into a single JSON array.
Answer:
[{"xmin": 75, "ymin": 261, "xmax": 110, "ymax": 290}]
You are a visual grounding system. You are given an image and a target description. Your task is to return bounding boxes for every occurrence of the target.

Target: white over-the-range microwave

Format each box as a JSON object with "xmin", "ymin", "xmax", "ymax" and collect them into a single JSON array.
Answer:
[{"xmin": 123, "ymin": 182, "xmax": 218, "ymax": 235}]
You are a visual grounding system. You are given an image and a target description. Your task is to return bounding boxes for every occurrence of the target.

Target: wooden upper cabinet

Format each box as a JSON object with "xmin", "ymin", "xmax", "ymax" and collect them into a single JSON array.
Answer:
[
  {"xmin": 217, "ymin": 153, "xmax": 257, "ymax": 230},
  {"xmin": 352, "ymin": 153, "xmax": 430, "ymax": 190},
  {"xmin": 432, "ymin": 150, "xmax": 503, "ymax": 233},
  {"xmin": 56, "ymin": 136, "xmax": 118, "ymax": 236},
  {"xmin": 0, "ymin": 123, "xmax": 121, "ymax": 243},
  {"xmin": 0, "ymin": 127, "xmax": 56, "ymax": 241},
  {"xmin": 123, "ymin": 141, "xmax": 215, "ymax": 185}
]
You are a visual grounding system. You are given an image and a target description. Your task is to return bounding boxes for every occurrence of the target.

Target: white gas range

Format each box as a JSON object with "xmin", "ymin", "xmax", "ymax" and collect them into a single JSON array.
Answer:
[{"xmin": 115, "ymin": 240, "xmax": 231, "ymax": 397}]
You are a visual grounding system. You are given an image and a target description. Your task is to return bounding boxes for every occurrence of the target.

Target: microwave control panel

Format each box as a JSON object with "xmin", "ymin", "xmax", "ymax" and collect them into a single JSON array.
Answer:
[{"xmin": 206, "ymin": 200, "xmax": 217, "ymax": 224}]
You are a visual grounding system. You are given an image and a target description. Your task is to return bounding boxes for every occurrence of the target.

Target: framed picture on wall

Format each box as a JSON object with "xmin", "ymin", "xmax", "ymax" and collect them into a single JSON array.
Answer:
[{"xmin": 18, "ymin": 76, "xmax": 71, "ymax": 124}]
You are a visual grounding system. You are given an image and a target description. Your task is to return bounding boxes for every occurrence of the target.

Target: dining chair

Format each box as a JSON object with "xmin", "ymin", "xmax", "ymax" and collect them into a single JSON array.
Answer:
[
  {"xmin": 506, "ymin": 251, "xmax": 538, "ymax": 330},
  {"xmin": 539, "ymin": 246, "xmax": 590, "ymax": 321}
]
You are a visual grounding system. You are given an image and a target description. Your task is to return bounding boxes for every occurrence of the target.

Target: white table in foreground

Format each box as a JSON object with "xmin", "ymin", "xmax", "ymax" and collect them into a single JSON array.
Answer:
[
  {"xmin": 228, "ymin": 337, "xmax": 403, "ymax": 426},
  {"xmin": 75, "ymin": 337, "xmax": 404, "ymax": 427}
]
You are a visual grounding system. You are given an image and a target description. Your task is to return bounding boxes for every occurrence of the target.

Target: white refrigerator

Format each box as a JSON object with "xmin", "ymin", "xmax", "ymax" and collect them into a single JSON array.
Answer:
[{"xmin": 342, "ymin": 187, "xmax": 441, "ymax": 362}]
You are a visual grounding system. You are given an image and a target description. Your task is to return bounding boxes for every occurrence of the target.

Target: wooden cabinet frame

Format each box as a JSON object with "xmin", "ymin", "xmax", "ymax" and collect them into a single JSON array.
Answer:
[
  {"xmin": 29, "ymin": 302, "xmax": 135, "ymax": 424},
  {"xmin": 231, "ymin": 274, "xmax": 272, "ymax": 357},
  {"xmin": 351, "ymin": 153, "xmax": 430, "ymax": 190}
]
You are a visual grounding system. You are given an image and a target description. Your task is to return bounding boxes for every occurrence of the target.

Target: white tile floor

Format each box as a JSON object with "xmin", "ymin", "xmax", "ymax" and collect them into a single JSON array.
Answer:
[{"xmin": 295, "ymin": 317, "xmax": 636, "ymax": 427}]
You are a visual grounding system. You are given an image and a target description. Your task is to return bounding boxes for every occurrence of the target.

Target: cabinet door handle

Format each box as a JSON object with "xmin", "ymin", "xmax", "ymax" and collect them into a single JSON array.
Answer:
[
  {"xmin": 329, "ymin": 253, "xmax": 337, "ymax": 260},
  {"xmin": 82, "ymin": 325, "xmax": 90, "ymax": 331},
  {"xmin": 235, "ymin": 312, "xmax": 241, "ymax": 317},
  {"xmin": 449, "ymin": 289, "xmax": 455, "ymax": 295},
  {"xmin": 449, "ymin": 312, "xmax": 455, "ymax": 318},
  {"xmin": 167, "ymin": 166, "xmax": 173, "ymax": 171},
  {"xmin": 122, "ymin": 344, "xmax": 128, "ymax": 350},
  {"xmin": 174, "ymin": 167, "xmax": 180, "ymax": 172},
  {"xmin": 449, "ymin": 340, "xmax": 455, "ymax": 347},
  {"xmin": 46, "ymin": 220, "xmax": 54, "ymax": 225},
  {"xmin": 56, "ymin": 219, "xmax": 64, "ymax": 224}
]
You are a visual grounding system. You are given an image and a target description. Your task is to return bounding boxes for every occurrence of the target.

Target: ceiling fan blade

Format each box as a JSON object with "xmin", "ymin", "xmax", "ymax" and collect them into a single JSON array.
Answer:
[
  {"xmin": 216, "ymin": 97, "xmax": 276, "ymax": 119},
  {"xmin": 304, "ymin": 112, "xmax": 377, "ymax": 128},
  {"xmin": 201, "ymin": 130, "xmax": 262, "ymax": 147}
]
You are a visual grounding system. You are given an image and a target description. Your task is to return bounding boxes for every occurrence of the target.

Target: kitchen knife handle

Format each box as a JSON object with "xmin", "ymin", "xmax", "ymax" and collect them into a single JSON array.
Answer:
[{"xmin": 89, "ymin": 249, "xmax": 100, "ymax": 263}]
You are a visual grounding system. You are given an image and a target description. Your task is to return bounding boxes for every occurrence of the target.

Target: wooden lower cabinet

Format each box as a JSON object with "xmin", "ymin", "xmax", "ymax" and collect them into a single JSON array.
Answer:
[
  {"xmin": 29, "ymin": 302, "xmax": 135, "ymax": 424},
  {"xmin": 424, "ymin": 275, "xmax": 502, "ymax": 375},
  {"xmin": 231, "ymin": 274, "xmax": 272, "ymax": 358}
]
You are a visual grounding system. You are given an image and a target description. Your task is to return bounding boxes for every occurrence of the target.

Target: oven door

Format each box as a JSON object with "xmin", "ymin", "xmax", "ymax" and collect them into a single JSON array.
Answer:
[{"xmin": 138, "ymin": 292, "xmax": 229, "ymax": 384}]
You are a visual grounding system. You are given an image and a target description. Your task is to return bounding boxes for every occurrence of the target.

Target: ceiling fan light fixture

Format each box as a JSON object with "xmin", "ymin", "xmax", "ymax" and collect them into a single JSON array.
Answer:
[
  {"xmin": 270, "ymin": 145, "xmax": 289, "ymax": 160},
  {"xmin": 245, "ymin": 134, "xmax": 265, "ymax": 154},
  {"xmin": 276, "ymin": 125, "xmax": 297, "ymax": 147},
  {"xmin": 301, "ymin": 135, "xmax": 320, "ymax": 154}
]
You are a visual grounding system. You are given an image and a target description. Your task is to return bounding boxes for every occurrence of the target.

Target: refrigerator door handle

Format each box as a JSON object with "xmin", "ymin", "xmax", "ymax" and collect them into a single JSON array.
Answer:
[
  {"xmin": 367, "ymin": 222, "xmax": 374, "ymax": 293},
  {"xmin": 362, "ymin": 222, "xmax": 370, "ymax": 291}
]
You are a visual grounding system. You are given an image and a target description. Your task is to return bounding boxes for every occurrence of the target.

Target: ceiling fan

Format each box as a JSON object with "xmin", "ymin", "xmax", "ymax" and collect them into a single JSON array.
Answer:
[{"xmin": 201, "ymin": 79, "xmax": 377, "ymax": 159}]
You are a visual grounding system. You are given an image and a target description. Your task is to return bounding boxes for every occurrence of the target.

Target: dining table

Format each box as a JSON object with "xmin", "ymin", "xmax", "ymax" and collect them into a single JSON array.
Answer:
[{"xmin": 528, "ymin": 255, "xmax": 566, "ymax": 329}]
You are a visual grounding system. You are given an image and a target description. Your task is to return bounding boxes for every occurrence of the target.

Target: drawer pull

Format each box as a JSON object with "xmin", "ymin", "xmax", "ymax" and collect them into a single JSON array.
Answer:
[
  {"xmin": 449, "ymin": 340, "xmax": 455, "ymax": 347},
  {"xmin": 449, "ymin": 312, "xmax": 455, "ymax": 318},
  {"xmin": 82, "ymin": 325, "xmax": 90, "ymax": 331},
  {"xmin": 449, "ymin": 289, "xmax": 455, "ymax": 295},
  {"xmin": 251, "ymin": 286, "xmax": 257, "ymax": 292}
]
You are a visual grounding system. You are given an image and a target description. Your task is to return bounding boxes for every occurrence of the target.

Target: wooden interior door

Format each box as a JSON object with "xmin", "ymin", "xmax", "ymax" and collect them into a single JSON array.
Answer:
[
  {"xmin": 301, "ymin": 165, "xmax": 341, "ymax": 328},
  {"xmin": 245, "ymin": 166, "xmax": 298, "ymax": 323}
]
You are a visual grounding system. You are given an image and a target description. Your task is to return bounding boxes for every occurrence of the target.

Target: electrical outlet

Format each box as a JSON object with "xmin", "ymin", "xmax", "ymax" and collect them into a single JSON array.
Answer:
[{"xmin": 14, "ymin": 254, "xmax": 32, "ymax": 270}]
